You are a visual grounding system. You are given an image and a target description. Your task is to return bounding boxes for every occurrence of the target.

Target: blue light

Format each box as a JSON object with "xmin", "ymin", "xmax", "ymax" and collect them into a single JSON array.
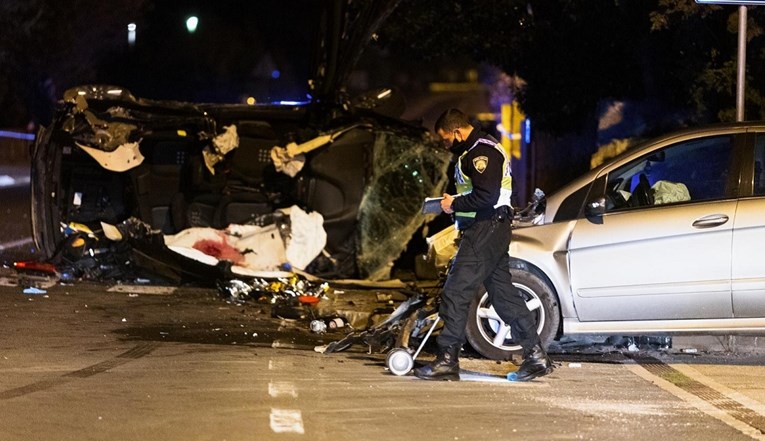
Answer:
[
  {"xmin": 523, "ymin": 119, "xmax": 531, "ymax": 144},
  {"xmin": 271, "ymin": 70, "xmax": 281, "ymax": 79},
  {"xmin": 0, "ymin": 130, "xmax": 35, "ymax": 141}
]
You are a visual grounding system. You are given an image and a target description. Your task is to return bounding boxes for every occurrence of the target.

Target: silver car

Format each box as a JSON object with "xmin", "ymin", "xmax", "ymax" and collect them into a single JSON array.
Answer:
[{"xmin": 465, "ymin": 121, "xmax": 765, "ymax": 359}]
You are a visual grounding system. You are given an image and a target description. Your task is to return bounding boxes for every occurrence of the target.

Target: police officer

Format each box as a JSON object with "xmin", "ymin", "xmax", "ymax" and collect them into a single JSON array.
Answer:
[{"xmin": 413, "ymin": 108, "xmax": 553, "ymax": 382}]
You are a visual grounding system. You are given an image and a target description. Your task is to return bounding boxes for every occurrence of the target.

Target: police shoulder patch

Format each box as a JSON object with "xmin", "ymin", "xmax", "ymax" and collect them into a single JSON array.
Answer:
[{"xmin": 473, "ymin": 155, "xmax": 489, "ymax": 173}]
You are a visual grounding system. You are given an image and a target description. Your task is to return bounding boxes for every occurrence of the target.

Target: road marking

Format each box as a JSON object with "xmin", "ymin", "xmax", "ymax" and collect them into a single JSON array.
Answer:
[
  {"xmin": 271, "ymin": 340, "xmax": 298, "ymax": 349},
  {"xmin": 267, "ymin": 360, "xmax": 304, "ymax": 434},
  {"xmin": 107, "ymin": 285, "xmax": 176, "ymax": 295},
  {"xmin": 0, "ymin": 237, "xmax": 33, "ymax": 251},
  {"xmin": 673, "ymin": 363, "xmax": 765, "ymax": 416},
  {"xmin": 269, "ymin": 408, "xmax": 304, "ymax": 434},
  {"xmin": 627, "ymin": 358, "xmax": 765, "ymax": 440},
  {"xmin": 0, "ymin": 277, "xmax": 18, "ymax": 287},
  {"xmin": 268, "ymin": 382, "xmax": 298, "ymax": 398},
  {"xmin": 0, "ymin": 175, "xmax": 30, "ymax": 188}
]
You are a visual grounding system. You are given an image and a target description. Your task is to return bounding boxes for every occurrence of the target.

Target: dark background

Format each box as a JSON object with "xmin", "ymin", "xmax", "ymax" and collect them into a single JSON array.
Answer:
[{"xmin": 3, "ymin": 0, "xmax": 765, "ymax": 197}]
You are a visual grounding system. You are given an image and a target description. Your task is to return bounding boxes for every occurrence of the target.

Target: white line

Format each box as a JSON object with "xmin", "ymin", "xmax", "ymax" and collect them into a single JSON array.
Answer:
[
  {"xmin": 107, "ymin": 285, "xmax": 176, "ymax": 295},
  {"xmin": 269, "ymin": 408, "xmax": 304, "ymax": 434},
  {"xmin": 268, "ymin": 382, "xmax": 298, "ymax": 398},
  {"xmin": 0, "ymin": 237, "xmax": 33, "ymax": 250},
  {"xmin": 0, "ymin": 175, "xmax": 30, "ymax": 188},
  {"xmin": 672, "ymin": 363, "xmax": 765, "ymax": 417},
  {"xmin": 626, "ymin": 363, "xmax": 765, "ymax": 440},
  {"xmin": 272, "ymin": 340, "xmax": 302, "ymax": 349},
  {"xmin": 0, "ymin": 277, "xmax": 18, "ymax": 287}
]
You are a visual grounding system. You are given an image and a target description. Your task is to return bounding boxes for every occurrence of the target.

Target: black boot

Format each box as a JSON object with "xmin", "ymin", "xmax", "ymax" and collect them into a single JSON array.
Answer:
[
  {"xmin": 413, "ymin": 345, "xmax": 461, "ymax": 381},
  {"xmin": 506, "ymin": 344, "xmax": 553, "ymax": 382}
]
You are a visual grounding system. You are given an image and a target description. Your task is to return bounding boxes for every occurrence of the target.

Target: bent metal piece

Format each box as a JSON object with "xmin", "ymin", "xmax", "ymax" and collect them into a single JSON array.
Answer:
[{"xmin": 76, "ymin": 142, "xmax": 144, "ymax": 172}]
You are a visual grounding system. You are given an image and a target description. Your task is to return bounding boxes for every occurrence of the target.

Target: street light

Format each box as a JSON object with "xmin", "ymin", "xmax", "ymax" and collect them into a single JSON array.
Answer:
[
  {"xmin": 127, "ymin": 23, "xmax": 136, "ymax": 47},
  {"xmin": 186, "ymin": 16, "xmax": 199, "ymax": 33}
]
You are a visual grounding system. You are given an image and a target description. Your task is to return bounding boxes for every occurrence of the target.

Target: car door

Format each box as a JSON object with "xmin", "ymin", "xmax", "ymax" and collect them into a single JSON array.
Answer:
[
  {"xmin": 732, "ymin": 132, "xmax": 765, "ymax": 317},
  {"xmin": 569, "ymin": 134, "xmax": 739, "ymax": 321}
]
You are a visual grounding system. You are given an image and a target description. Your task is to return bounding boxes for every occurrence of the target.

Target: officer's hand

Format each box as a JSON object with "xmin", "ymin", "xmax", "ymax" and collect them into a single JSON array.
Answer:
[{"xmin": 441, "ymin": 193, "xmax": 454, "ymax": 214}]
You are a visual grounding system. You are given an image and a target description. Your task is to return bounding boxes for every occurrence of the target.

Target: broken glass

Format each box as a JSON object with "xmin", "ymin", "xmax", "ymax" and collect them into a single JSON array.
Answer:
[{"xmin": 357, "ymin": 131, "xmax": 450, "ymax": 280}]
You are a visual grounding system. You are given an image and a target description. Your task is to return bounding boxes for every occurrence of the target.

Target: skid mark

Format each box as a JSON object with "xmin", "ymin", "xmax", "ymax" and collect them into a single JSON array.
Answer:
[{"xmin": 0, "ymin": 343, "xmax": 158, "ymax": 399}]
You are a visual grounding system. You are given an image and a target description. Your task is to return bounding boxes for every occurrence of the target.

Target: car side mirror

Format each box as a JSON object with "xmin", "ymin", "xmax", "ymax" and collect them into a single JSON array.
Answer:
[{"xmin": 584, "ymin": 197, "xmax": 605, "ymax": 224}]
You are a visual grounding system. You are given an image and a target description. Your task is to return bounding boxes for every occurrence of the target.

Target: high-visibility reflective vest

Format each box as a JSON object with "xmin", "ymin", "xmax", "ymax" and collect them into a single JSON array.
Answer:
[{"xmin": 454, "ymin": 138, "xmax": 513, "ymax": 218}]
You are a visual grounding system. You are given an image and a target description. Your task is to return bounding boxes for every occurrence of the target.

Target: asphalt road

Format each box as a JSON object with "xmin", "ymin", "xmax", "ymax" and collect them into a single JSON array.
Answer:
[
  {"xmin": 3, "ymin": 161, "xmax": 765, "ymax": 440},
  {"xmin": 2, "ymin": 280, "xmax": 765, "ymax": 441},
  {"xmin": 0, "ymin": 177, "xmax": 35, "ymax": 263}
]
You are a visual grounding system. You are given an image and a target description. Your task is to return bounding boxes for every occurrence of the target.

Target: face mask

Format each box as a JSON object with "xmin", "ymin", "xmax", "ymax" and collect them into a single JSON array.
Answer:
[{"xmin": 449, "ymin": 136, "xmax": 467, "ymax": 155}]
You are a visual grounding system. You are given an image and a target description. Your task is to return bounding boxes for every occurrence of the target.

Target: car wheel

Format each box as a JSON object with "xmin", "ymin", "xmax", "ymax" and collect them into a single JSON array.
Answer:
[{"xmin": 465, "ymin": 268, "xmax": 560, "ymax": 360}]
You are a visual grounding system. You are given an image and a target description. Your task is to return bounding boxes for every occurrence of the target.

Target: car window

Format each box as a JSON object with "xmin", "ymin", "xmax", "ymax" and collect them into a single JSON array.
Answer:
[
  {"xmin": 604, "ymin": 135, "xmax": 734, "ymax": 212},
  {"xmin": 754, "ymin": 134, "xmax": 765, "ymax": 196},
  {"xmin": 553, "ymin": 182, "xmax": 592, "ymax": 222}
]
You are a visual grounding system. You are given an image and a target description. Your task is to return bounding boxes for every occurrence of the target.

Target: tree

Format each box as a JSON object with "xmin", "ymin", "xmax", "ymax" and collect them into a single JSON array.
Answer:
[
  {"xmin": 376, "ymin": 0, "xmax": 765, "ymax": 193},
  {"xmin": 650, "ymin": 0, "xmax": 765, "ymax": 122},
  {"xmin": 379, "ymin": 0, "xmax": 765, "ymax": 131}
]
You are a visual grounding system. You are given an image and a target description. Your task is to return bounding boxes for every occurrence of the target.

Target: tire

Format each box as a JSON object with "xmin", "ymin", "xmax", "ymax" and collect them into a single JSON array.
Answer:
[{"xmin": 465, "ymin": 267, "xmax": 560, "ymax": 360}]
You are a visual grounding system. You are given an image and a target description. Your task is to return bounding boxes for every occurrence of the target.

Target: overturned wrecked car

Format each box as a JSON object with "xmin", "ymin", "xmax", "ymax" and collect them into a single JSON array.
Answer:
[
  {"xmin": 28, "ymin": 1, "xmax": 452, "ymax": 285},
  {"xmin": 29, "ymin": 84, "xmax": 449, "ymax": 284}
]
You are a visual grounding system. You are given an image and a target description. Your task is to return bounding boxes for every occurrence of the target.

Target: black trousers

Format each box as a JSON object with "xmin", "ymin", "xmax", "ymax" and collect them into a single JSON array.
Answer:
[{"xmin": 436, "ymin": 215, "xmax": 540, "ymax": 352}]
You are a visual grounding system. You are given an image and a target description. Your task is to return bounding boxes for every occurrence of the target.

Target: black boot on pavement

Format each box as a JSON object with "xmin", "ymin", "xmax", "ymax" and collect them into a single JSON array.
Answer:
[
  {"xmin": 413, "ymin": 345, "xmax": 461, "ymax": 381},
  {"xmin": 506, "ymin": 344, "xmax": 553, "ymax": 382}
]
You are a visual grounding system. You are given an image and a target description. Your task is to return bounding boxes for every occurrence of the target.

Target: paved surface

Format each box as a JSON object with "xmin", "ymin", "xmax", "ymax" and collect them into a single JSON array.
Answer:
[
  {"xmin": 3, "ymin": 155, "xmax": 765, "ymax": 439},
  {"xmin": 2, "ymin": 280, "xmax": 765, "ymax": 440}
]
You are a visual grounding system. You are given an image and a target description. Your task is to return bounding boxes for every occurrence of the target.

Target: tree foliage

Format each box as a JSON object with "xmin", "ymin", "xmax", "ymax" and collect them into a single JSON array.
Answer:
[{"xmin": 378, "ymin": 0, "xmax": 765, "ymax": 135}]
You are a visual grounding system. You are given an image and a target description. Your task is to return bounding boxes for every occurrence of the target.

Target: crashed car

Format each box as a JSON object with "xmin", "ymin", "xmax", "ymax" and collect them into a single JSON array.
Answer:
[
  {"xmin": 467, "ymin": 121, "xmax": 765, "ymax": 359},
  {"xmin": 28, "ymin": 1, "xmax": 450, "ymax": 285},
  {"xmin": 29, "ymin": 85, "xmax": 449, "ymax": 284}
]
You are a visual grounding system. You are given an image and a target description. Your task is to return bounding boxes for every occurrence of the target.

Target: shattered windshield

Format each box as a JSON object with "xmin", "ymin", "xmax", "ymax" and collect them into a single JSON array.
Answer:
[{"xmin": 358, "ymin": 131, "xmax": 449, "ymax": 280}]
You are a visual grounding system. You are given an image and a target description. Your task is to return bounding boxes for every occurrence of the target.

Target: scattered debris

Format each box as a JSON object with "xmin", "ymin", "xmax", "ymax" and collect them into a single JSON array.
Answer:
[
  {"xmin": 217, "ymin": 275, "xmax": 330, "ymax": 305},
  {"xmin": 320, "ymin": 289, "xmax": 432, "ymax": 354},
  {"xmin": 14, "ymin": 260, "xmax": 59, "ymax": 291}
]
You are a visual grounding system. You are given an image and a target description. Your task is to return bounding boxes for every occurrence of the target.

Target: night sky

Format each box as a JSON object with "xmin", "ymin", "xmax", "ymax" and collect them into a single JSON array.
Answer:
[{"xmin": 100, "ymin": 0, "xmax": 323, "ymax": 104}]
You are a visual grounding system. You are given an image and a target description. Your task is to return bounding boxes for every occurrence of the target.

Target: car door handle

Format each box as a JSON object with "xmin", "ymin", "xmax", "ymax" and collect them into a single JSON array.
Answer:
[{"xmin": 692, "ymin": 214, "xmax": 729, "ymax": 228}]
